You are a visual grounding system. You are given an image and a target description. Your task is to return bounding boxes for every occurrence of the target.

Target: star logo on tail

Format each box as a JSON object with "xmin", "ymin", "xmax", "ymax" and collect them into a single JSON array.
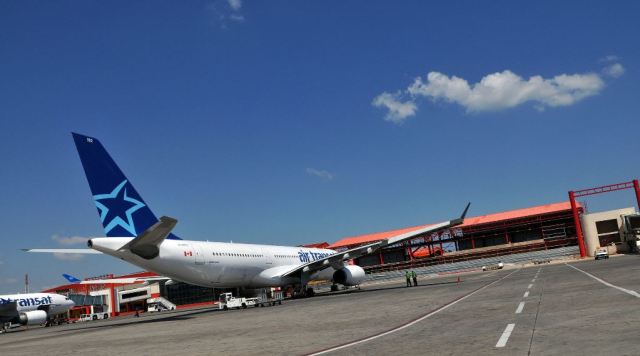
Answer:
[{"xmin": 93, "ymin": 180, "xmax": 145, "ymax": 236}]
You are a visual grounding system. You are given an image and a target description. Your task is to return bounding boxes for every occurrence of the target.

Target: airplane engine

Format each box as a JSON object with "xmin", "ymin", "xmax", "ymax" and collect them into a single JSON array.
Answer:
[
  {"xmin": 19, "ymin": 310, "xmax": 47, "ymax": 325},
  {"xmin": 332, "ymin": 265, "xmax": 365, "ymax": 286}
]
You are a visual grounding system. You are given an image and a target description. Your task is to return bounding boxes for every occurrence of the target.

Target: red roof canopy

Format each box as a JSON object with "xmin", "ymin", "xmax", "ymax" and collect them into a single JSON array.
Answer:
[
  {"xmin": 329, "ymin": 201, "xmax": 578, "ymax": 249},
  {"xmin": 42, "ymin": 271, "xmax": 159, "ymax": 293}
]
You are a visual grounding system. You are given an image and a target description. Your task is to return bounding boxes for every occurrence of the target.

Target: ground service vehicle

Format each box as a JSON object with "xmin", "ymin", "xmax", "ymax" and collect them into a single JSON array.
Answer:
[
  {"xmin": 218, "ymin": 293, "xmax": 260, "ymax": 310},
  {"xmin": 595, "ymin": 248, "xmax": 609, "ymax": 260},
  {"xmin": 79, "ymin": 313, "xmax": 108, "ymax": 321},
  {"xmin": 218, "ymin": 291, "xmax": 284, "ymax": 310},
  {"xmin": 258, "ymin": 289, "xmax": 284, "ymax": 307}
]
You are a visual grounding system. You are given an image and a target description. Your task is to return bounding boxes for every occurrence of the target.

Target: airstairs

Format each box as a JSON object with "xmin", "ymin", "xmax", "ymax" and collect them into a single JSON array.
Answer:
[{"xmin": 146, "ymin": 296, "xmax": 176, "ymax": 311}]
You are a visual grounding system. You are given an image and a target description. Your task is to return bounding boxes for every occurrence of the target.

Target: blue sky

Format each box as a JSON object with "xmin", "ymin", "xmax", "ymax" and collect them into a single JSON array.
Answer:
[{"xmin": 1, "ymin": 1, "xmax": 639, "ymax": 293}]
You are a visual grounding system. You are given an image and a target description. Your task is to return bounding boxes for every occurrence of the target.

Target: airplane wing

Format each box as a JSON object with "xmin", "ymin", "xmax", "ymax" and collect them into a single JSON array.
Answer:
[{"xmin": 282, "ymin": 203, "xmax": 470, "ymax": 279}]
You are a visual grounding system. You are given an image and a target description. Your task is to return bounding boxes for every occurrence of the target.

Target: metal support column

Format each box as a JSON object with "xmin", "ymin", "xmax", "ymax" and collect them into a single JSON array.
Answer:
[
  {"xmin": 404, "ymin": 241, "xmax": 413, "ymax": 261},
  {"xmin": 569, "ymin": 191, "xmax": 586, "ymax": 258},
  {"xmin": 633, "ymin": 179, "xmax": 640, "ymax": 210},
  {"xmin": 110, "ymin": 284, "xmax": 117, "ymax": 317}
]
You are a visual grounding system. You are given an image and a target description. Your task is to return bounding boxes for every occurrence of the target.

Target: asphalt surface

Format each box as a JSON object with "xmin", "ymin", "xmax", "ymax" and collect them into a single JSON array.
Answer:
[{"xmin": 1, "ymin": 255, "xmax": 639, "ymax": 355}]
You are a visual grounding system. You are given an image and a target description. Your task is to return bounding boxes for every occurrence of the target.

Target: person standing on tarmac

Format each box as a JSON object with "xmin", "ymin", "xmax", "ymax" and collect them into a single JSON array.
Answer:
[
  {"xmin": 412, "ymin": 270, "xmax": 418, "ymax": 286},
  {"xmin": 405, "ymin": 270, "xmax": 412, "ymax": 287}
]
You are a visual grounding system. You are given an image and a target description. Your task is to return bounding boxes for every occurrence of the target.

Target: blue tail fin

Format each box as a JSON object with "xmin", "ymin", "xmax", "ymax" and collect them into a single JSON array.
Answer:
[
  {"xmin": 62, "ymin": 274, "xmax": 81, "ymax": 283},
  {"xmin": 72, "ymin": 133, "xmax": 180, "ymax": 239}
]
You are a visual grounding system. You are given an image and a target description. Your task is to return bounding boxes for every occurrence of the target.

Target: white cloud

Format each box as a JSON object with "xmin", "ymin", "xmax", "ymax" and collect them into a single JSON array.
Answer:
[
  {"xmin": 227, "ymin": 0, "xmax": 242, "ymax": 11},
  {"xmin": 600, "ymin": 55, "xmax": 619, "ymax": 62},
  {"xmin": 207, "ymin": 0, "xmax": 245, "ymax": 28},
  {"xmin": 409, "ymin": 70, "xmax": 604, "ymax": 112},
  {"xmin": 374, "ymin": 68, "xmax": 609, "ymax": 122},
  {"xmin": 229, "ymin": 14, "xmax": 245, "ymax": 22},
  {"xmin": 371, "ymin": 92, "xmax": 417, "ymax": 123},
  {"xmin": 52, "ymin": 235, "xmax": 89, "ymax": 246},
  {"xmin": 306, "ymin": 168, "xmax": 335, "ymax": 181},
  {"xmin": 53, "ymin": 253, "xmax": 85, "ymax": 262},
  {"xmin": 603, "ymin": 63, "xmax": 625, "ymax": 78}
]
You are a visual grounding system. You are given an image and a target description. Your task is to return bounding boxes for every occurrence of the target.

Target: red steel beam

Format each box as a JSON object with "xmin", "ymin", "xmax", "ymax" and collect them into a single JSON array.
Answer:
[
  {"xmin": 573, "ymin": 181, "xmax": 634, "ymax": 197},
  {"xmin": 569, "ymin": 178, "xmax": 640, "ymax": 258},
  {"xmin": 568, "ymin": 191, "xmax": 586, "ymax": 257},
  {"xmin": 634, "ymin": 179, "xmax": 640, "ymax": 209},
  {"xmin": 110, "ymin": 284, "xmax": 117, "ymax": 317}
]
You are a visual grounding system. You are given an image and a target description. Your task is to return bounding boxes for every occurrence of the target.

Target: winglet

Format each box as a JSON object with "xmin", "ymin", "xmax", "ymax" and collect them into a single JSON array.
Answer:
[
  {"xmin": 461, "ymin": 202, "xmax": 471, "ymax": 219},
  {"xmin": 450, "ymin": 202, "xmax": 471, "ymax": 226},
  {"xmin": 63, "ymin": 274, "xmax": 82, "ymax": 283}
]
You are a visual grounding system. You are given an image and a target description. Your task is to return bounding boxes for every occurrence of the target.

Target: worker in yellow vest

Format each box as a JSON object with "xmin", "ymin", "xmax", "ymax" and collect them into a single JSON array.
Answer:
[
  {"xmin": 405, "ymin": 270, "xmax": 412, "ymax": 287},
  {"xmin": 411, "ymin": 270, "xmax": 418, "ymax": 286}
]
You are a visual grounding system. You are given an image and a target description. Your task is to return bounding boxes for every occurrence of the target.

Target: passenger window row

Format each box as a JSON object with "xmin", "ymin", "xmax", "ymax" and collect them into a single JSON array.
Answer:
[{"xmin": 212, "ymin": 252, "xmax": 263, "ymax": 258}]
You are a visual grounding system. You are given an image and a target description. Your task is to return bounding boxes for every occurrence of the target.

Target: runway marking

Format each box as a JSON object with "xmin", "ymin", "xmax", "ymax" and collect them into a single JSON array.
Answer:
[
  {"xmin": 515, "ymin": 301, "xmax": 525, "ymax": 314},
  {"xmin": 531, "ymin": 278, "xmax": 536, "ymax": 283},
  {"xmin": 523, "ymin": 291, "xmax": 529, "ymax": 298},
  {"xmin": 565, "ymin": 263, "xmax": 640, "ymax": 298},
  {"xmin": 306, "ymin": 269, "xmax": 520, "ymax": 356},
  {"xmin": 527, "ymin": 284, "xmax": 533, "ymax": 289},
  {"xmin": 496, "ymin": 323, "xmax": 515, "ymax": 348}
]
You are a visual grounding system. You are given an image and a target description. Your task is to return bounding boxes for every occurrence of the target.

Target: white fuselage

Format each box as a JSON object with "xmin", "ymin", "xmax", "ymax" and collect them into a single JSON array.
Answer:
[
  {"xmin": 90, "ymin": 238, "xmax": 339, "ymax": 288},
  {"xmin": 0, "ymin": 293, "xmax": 74, "ymax": 316}
]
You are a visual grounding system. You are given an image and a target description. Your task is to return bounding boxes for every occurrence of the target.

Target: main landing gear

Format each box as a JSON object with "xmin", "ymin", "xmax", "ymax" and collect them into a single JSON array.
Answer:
[{"xmin": 292, "ymin": 285, "xmax": 315, "ymax": 298}]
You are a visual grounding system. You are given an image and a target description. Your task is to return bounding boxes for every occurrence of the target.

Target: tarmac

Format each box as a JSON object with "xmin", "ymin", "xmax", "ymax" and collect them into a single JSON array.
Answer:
[{"xmin": 1, "ymin": 254, "xmax": 639, "ymax": 355}]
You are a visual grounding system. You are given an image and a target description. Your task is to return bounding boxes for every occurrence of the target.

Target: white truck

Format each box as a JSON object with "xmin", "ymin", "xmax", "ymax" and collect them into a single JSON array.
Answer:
[
  {"xmin": 482, "ymin": 262, "xmax": 504, "ymax": 271},
  {"xmin": 594, "ymin": 248, "xmax": 609, "ymax": 260},
  {"xmin": 218, "ymin": 290, "xmax": 284, "ymax": 310},
  {"xmin": 79, "ymin": 313, "xmax": 109, "ymax": 322},
  {"xmin": 621, "ymin": 214, "xmax": 640, "ymax": 252},
  {"xmin": 218, "ymin": 293, "xmax": 259, "ymax": 310}
]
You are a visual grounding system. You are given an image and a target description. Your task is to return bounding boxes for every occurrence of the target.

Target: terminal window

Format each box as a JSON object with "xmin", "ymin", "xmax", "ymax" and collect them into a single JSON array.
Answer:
[{"xmin": 595, "ymin": 219, "xmax": 621, "ymax": 245}]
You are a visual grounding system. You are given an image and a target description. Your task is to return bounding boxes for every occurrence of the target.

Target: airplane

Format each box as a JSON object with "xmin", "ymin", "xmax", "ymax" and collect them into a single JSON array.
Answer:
[
  {"xmin": 25, "ymin": 133, "xmax": 469, "ymax": 296},
  {"xmin": 0, "ymin": 293, "xmax": 75, "ymax": 332}
]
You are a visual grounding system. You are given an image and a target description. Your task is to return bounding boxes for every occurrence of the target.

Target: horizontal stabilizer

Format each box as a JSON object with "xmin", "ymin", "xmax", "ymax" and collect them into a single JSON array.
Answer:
[
  {"xmin": 119, "ymin": 216, "xmax": 178, "ymax": 259},
  {"xmin": 22, "ymin": 248, "xmax": 102, "ymax": 254}
]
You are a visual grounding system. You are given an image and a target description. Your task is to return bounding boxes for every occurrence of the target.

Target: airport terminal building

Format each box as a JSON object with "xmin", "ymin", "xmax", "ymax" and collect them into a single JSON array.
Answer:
[{"xmin": 331, "ymin": 202, "xmax": 582, "ymax": 271}]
